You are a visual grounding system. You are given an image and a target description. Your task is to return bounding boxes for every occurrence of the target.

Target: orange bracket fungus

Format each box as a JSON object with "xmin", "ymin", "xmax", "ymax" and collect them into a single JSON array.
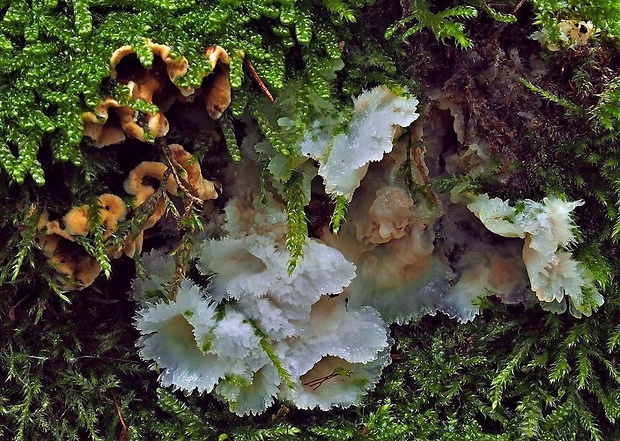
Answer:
[
  {"xmin": 35, "ymin": 144, "xmax": 216, "ymax": 290},
  {"xmin": 83, "ymin": 43, "xmax": 232, "ymax": 147},
  {"xmin": 35, "ymin": 194, "xmax": 127, "ymax": 290}
]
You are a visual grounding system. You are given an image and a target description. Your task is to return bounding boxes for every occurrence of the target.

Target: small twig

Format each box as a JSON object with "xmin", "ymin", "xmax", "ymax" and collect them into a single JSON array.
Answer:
[
  {"xmin": 154, "ymin": 137, "xmax": 207, "ymax": 302},
  {"xmin": 303, "ymin": 368, "xmax": 353, "ymax": 390},
  {"xmin": 8, "ymin": 295, "xmax": 28, "ymax": 321},
  {"xmin": 411, "ymin": 145, "xmax": 440, "ymax": 207},
  {"xmin": 113, "ymin": 395, "xmax": 128, "ymax": 441},
  {"xmin": 168, "ymin": 234, "xmax": 194, "ymax": 302},
  {"xmin": 166, "ymin": 196, "xmax": 182, "ymax": 220},
  {"xmin": 70, "ymin": 355, "xmax": 142, "ymax": 364},
  {"xmin": 512, "ymin": 0, "xmax": 526, "ymax": 14},
  {"xmin": 27, "ymin": 354, "xmax": 142, "ymax": 364},
  {"xmin": 245, "ymin": 58, "xmax": 274, "ymax": 102},
  {"xmin": 156, "ymin": 137, "xmax": 204, "ymax": 206},
  {"xmin": 154, "ymin": 137, "xmax": 203, "ymax": 302},
  {"xmin": 303, "ymin": 371, "xmax": 340, "ymax": 390}
]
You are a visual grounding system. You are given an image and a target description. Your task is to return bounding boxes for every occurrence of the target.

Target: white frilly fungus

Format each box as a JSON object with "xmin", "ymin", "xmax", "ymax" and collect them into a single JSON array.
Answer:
[
  {"xmin": 136, "ymin": 281, "xmax": 278, "ymax": 415},
  {"xmin": 467, "ymin": 194, "xmax": 603, "ymax": 316},
  {"xmin": 265, "ymin": 295, "xmax": 392, "ymax": 410},
  {"xmin": 197, "ymin": 198, "xmax": 357, "ymax": 339},
  {"xmin": 135, "ymin": 280, "xmax": 224, "ymax": 394},
  {"xmin": 215, "ymin": 364, "xmax": 281, "ymax": 416},
  {"xmin": 136, "ymin": 196, "xmax": 391, "ymax": 415},
  {"xmin": 278, "ymin": 296, "xmax": 390, "ymax": 386},
  {"xmin": 291, "ymin": 352, "xmax": 391, "ymax": 411},
  {"xmin": 132, "ymin": 83, "xmax": 604, "ymax": 417},
  {"xmin": 130, "ymin": 248, "xmax": 176, "ymax": 303},
  {"xmin": 320, "ymin": 139, "xmax": 454, "ymax": 324},
  {"xmin": 301, "ymin": 85, "xmax": 419, "ymax": 199}
]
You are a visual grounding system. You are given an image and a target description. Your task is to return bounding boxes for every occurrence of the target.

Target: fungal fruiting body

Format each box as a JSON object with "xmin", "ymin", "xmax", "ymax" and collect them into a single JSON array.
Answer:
[
  {"xmin": 134, "ymin": 196, "xmax": 391, "ymax": 415},
  {"xmin": 467, "ymin": 194, "xmax": 602, "ymax": 316},
  {"xmin": 35, "ymin": 194, "xmax": 127, "ymax": 290},
  {"xmin": 83, "ymin": 43, "xmax": 232, "ymax": 147},
  {"xmin": 128, "ymin": 83, "xmax": 602, "ymax": 419},
  {"xmin": 301, "ymin": 85, "xmax": 420, "ymax": 200},
  {"xmin": 35, "ymin": 145, "xmax": 215, "ymax": 290},
  {"xmin": 204, "ymin": 45, "xmax": 232, "ymax": 120},
  {"xmin": 123, "ymin": 143, "xmax": 217, "ymax": 256},
  {"xmin": 130, "ymin": 86, "xmax": 424, "ymax": 412},
  {"xmin": 530, "ymin": 20, "xmax": 595, "ymax": 51}
]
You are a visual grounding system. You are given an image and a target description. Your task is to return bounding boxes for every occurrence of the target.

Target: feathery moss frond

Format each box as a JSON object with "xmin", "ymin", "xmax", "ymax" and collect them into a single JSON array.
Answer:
[{"xmin": 386, "ymin": 0, "xmax": 478, "ymax": 49}]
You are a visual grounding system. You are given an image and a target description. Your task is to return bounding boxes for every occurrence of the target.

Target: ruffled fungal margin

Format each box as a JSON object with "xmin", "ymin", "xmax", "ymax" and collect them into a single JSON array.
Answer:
[
  {"xmin": 63, "ymin": 194, "xmax": 128, "ymax": 239},
  {"xmin": 83, "ymin": 42, "xmax": 232, "ymax": 147},
  {"xmin": 110, "ymin": 40, "xmax": 189, "ymax": 87},
  {"xmin": 466, "ymin": 193, "xmax": 603, "ymax": 316},
  {"xmin": 279, "ymin": 296, "xmax": 391, "ymax": 410},
  {"xmin": 123, "ymin": 143, "xmax": 218, "ymax": 256},
  {"xmin": 133, "ymin": 195, "xmax": 391, "ymax": 415},
  {"xmin": 320, "ymin": 134, "xmax": 454, "ymax": 324},
  {"xmin": 34, "ymin": 144, "xmax": 216, "ymax": 290},
  {"xmin": 301, "ymin": 85, "xmax": 419, "ymax": 200},
  {"xmin": 292, "ymin": 352, "xmax": 391, "ymax": 411},
  {"xmin": 35, "ymin": 194, "xmax": 126, "ymax": 290},
  {"xmin": 135, "ymin": 280, "xmax": 223, "ymax": 394},
  {"xmin": 82, "ymin": 93, "xmax": 169, "ymax": 147}
]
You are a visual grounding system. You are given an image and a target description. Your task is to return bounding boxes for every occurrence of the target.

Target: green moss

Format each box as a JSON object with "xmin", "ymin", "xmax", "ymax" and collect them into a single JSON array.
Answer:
[
  {"xmin": 386, "ymin": 0, "xmax": 479, "ymax": 50},
  {"xmin": 0, "ymin": 0, "xmax": 378, "ymax": 185},
  {"xmin": 529, "ymin": 0, "xmax": 620, "ymax": 47},
  {"xmin": 2, "ymin": 0, "xmax": 620, "ymax": 439}
]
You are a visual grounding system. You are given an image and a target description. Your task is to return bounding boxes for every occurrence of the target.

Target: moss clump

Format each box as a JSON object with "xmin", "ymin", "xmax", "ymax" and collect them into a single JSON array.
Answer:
[
  {"xmin": 0, "ymin": 0, "xmax": 377, "ymax": 185},
  {"xmin": 2, "ymin": 0, "xmax": 620, "ymax": 439}
]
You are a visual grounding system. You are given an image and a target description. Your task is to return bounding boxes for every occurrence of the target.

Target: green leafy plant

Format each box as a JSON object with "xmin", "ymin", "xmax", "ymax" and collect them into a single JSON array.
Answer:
[
  {"xmin": 2, "ymin": 0, "xmax": 620, "ymax": 439},
  {"xmin": 385, "ymin": 0, "xmax": 479, "ymax": 49}
]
